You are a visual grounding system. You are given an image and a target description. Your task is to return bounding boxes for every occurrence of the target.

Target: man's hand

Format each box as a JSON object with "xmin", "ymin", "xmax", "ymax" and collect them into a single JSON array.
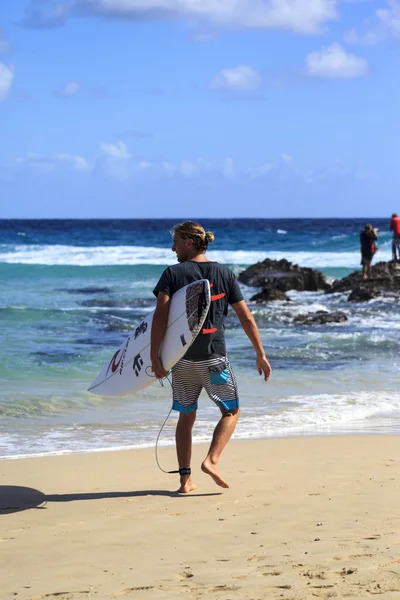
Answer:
[
  {"xmin": 256, "ymin": 355, "xmax": 272, "ymax": 382},
  {"xmin": 151, "ymin": 357, "xmax": 169, "ymax": 379}
]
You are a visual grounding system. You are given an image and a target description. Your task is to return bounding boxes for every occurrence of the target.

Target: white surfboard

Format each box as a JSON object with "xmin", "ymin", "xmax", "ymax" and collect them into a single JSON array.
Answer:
[{"xmin": 88, "ymin": 279, "xmax": 211, "ymax": 397}]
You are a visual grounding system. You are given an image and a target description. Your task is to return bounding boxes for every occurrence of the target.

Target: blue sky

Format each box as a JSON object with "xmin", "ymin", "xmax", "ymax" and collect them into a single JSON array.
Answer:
[{"xmin": 0, "ymin": 0, "xmax": 399, "ymax": 218}]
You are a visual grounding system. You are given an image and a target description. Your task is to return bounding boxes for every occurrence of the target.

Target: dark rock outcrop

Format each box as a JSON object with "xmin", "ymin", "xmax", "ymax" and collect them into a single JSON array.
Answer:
[
  {"xmin": 239, "ymin": 259, "xmax": 331, "ymax": 292},
  {"xmin": 250, "ymin": 288, "xmax": 291, "ymax": 303},
  {"xmin": 328, "ymin": 261, "xmax": 400, "ymax": 301},
  {"xmin": 294, "ymin": 311, "xmax": 348, "ymax": 326},
  {"xmin": 58, "ymin": 286, "xmax": 113, "ymax": 294},
  {"xmin": 348, "ymin": 287, "xmax": 380, "ymax": 303}
]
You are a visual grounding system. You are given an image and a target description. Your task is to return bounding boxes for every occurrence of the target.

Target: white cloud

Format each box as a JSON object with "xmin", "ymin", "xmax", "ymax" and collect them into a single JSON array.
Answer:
[
  {"xmin": 305, "ymin": 43, "xmax": 369, "ymax": 78},
  {"xmin": 24, "ymin": 0, "xmax": 338, "ymax": 35},
  {"xmin": 99, "ymin": 141, "xmax": 132, "ymax": 180},
  {"xmin": 137, "ymin": 160, "xmax": 152, "ymax": 170},
  {"xmin": 14, "ymin": 153, "xmax": 56, "ymax": 174},
  {"xmin": 100, "ymin": 141, "xmax": 131, "ymax": 160},
  {"xmin": 161, "ymin": 161, "xmax": 177, "ymax": 176},
  {"xmin": 251, "ymin": 162, "xmax": 274, "ymax": 177},
  {"xmin": 222, "ymin": 157, "xmax": 235, "ymax": 179},
  {"xmin": 179, "ymin": 158, "xmax": 212, "ymax": 177},
  {"xmin": 209, "ymin": 65, "xmax": 262, "ymax": 92},
  {"xmin": 4, "ymin": 151, "xmax": 374, "ymax": 190},
  {"xmin": 12, "ymin": 145, "xmax": 219, "ymax": 181},
  {"xmin": 344, "ymin": 0, "xmax": 400, "ymax": 44},
  {"xmin": 55, "ymin": 81, "xmax": 79, "ymax": 97},
  {"xmin": 375, "ymin": 1, "xmax": 400, "ymax": 39},
  {"xmin": 56, "ymin": 153, "xmax": 92, "ymax": 171},
  {"xmin": 0, "ymin": 62, "xmax": 14, "ymax": 102},
  {"xmin": 282, "ymin": 153, "xmax": 293, "ymax": 163}
]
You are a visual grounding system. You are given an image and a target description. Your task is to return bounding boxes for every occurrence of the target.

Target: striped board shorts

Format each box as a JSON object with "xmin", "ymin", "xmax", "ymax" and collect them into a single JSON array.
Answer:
[{"xmin": 171, "ymin": 355, "xmax": 239, "ymax": 415}]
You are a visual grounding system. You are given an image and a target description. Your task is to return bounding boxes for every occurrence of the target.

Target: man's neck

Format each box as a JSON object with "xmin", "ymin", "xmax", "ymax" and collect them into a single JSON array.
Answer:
[{"xmin": 186, "ymin": 253, "xmax": 211, "ymax": 263}]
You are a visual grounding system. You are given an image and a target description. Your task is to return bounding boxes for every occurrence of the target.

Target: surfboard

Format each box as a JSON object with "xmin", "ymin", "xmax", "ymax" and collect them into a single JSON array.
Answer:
[{"xmin": 88, "ymin": 279, "xmax": 211, "ymax": 397}]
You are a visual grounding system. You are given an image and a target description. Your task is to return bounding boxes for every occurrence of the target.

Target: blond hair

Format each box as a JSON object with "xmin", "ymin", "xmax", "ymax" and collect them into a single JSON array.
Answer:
[{"xmin": 172, "ymin": 221, "xmax": 215, "ymax": 253}]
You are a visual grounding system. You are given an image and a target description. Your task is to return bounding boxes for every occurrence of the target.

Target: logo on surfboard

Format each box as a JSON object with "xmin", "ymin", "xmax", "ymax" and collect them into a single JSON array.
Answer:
[
  {"xmin": 107, "ymin": 336, "xmax": 131, "ymax": 377},
  {"xmin": 134, "ymin": 321, "xmax": 148, "ymax": 339},
  {"xmin": 133, "ymin": 353, "xmax": 144, "ymax": 377},
  {"xmin": 108, "ymin": 350, "xmax": 123, "ymax": 375}
]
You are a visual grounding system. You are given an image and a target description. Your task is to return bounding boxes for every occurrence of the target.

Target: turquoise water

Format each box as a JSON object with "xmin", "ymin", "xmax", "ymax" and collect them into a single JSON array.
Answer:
[{"xmin": 1, "ymin": 219, "xmax": 399, "ymax": 458}]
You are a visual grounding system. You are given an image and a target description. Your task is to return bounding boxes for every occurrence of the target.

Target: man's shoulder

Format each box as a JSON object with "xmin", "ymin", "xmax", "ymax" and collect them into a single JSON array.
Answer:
[
  {"xmin": 166, "ymin": 262, "xmax": 182, "ymax": 273},
  {"xmin": 211, "ymin": 262, "xmax": 235, "ymax": 275},
  {"xmin": 167, "ymin": 261, "xmax": 236, "ymax": 280}
]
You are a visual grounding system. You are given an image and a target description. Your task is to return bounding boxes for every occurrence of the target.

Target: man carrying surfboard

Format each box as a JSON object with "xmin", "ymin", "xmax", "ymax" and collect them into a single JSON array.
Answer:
[{"xmin": 151, "ymin": 221, "xmax": 272, "ymax": 493}]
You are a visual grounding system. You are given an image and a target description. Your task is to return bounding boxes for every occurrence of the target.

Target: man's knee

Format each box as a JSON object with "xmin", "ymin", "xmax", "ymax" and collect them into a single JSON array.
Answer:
[
  {"xmin": 220, "ymin": 407, "xmax": 240, "ymax": 418},
  {"xmin": 178, "ymin": 411, "xmax": 197, "ymax": 426}
]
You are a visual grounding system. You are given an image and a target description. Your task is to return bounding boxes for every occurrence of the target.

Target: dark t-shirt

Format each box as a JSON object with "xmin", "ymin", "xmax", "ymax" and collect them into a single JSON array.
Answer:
[
  {"xmin": 153, "ymin": 261, "xmax": 244, "ymax": 360},
  {"xmin": 360, "ymin": 230, "xmax": 377, "ymax": 259}
]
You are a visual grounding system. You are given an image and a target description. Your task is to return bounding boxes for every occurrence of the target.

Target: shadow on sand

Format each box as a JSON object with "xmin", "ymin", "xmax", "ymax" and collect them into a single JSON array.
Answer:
[{"xmin": 0, "ymin": 485, "xmax": 222, "ymax": 515}]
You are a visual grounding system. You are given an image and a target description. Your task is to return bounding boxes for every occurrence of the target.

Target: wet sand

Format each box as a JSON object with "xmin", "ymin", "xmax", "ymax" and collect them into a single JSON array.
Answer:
[{"xmin": 1, "ymin": 436, "xmax": 400, "ymax": 599}]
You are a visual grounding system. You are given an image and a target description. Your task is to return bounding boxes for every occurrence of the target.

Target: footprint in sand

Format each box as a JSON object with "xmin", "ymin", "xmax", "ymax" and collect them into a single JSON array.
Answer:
[
  {"xmin": 339, "ymin": 567, "xmax": 357, "ymax": 576},
  {"xmin": 180, "ymin": 571, "xmax": 194, "ymax": 579},
  {"xmin": 114, "ymin": 587, "xmax": 154, "ymax": 596},
  {"xmin": 34, "ymin": 592, "xmax": 91, "ymax": 599},
  {"xmin": 209, "ymin": 585, "xmax": 241, "ymax": 592},
  {"xmin": 301, "ymin": 571, "xmax": 326, "ymax": 580}
]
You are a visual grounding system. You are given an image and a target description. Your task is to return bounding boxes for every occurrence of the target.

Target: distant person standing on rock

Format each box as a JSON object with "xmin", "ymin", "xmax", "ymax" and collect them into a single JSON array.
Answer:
[
  {"xmin": 390, "ymin": 213, "xmax": 400, "ymax": 262},
  {"xmin": 360, "ymin": 224, "xmax": 378, "ymax": 280}
]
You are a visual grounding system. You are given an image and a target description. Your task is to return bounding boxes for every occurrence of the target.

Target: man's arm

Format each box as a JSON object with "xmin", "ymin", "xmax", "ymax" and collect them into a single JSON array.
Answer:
[
  {"xmin": 150, "ymin": 292, "xmax": 170, "ymax": 379},
  {"xmin": 231, "ymin": 300, "xmax": 272, "ymax": 382}
]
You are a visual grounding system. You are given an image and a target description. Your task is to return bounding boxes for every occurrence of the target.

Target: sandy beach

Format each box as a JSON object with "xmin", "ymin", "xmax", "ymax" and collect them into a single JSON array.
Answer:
[{"xmin": 1, "ymin": 436, "xmax": 400, "ymax": 599}]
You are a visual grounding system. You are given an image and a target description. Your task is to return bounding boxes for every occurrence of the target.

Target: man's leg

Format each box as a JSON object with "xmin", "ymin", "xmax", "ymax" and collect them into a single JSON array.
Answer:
[
  {"xmin": 201, "ymin": 407, "xmax": 240, "ymax": 489},
  {"xmin": 175, "ymin": 411, "xmax": 197, "ymax": 493},
  {"xmin": 395, "ymin": 240, "xmax": 400, "ymax": 262},
  {"xmin": 362, "ymin": 262, "xmax": 367, "ymax": 279}
]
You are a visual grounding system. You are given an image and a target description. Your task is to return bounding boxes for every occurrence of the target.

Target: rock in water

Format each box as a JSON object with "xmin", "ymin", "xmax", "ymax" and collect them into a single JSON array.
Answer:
[
  {"xmin": 348, "ymin": 287, "xmax": 380, "ymax": 303},
  {"xmin": 293, "ymin": 311, "xmax": 348, "ymax": 325},
  {"xmin": 238, "ymin": 258, "xmax": 331, "ymax": 292},
  {"xmin": 250, "ymin": 288, "xmax": 291, "ymax": 303},
  {"xmin": 329, "ymin": 261, "xmax": 400, "ymax": 298}
]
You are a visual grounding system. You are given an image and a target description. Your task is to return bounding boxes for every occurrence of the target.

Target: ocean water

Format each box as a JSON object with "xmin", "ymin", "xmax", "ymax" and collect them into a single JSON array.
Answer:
[{"xmin": 1, "ymin": 218, "xmax": 399, "ymax": 460}]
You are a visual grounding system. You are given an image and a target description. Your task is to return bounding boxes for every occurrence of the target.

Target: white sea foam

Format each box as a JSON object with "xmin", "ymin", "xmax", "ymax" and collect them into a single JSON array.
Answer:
[
  {"xmin": 235, "ymin": 390, "xmax": 400, "ymax": 438},
  {"xmin": 2, "ymin": 390, "xmax": 400, "ymax": 459},
  {"xmin": 0, "ymin": 244, "xmax": 393, "ymax": 268}
]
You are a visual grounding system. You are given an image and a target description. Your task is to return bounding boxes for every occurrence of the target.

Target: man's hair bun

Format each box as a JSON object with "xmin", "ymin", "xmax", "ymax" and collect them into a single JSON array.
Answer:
[{"xmin": 205, "ymin": 232, "xmax": 215, "ymax": 243}]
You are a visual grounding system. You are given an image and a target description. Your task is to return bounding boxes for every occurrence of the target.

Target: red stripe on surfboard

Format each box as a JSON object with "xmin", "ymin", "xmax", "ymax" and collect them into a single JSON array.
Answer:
[{"xmin": 202, "ymin": 328, "xmax": 217, "ymax": 334}]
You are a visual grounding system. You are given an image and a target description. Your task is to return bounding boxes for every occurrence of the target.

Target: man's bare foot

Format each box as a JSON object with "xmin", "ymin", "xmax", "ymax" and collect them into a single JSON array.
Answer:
[
  {"xmin": 201, "ymin": 459, "xmax": 229, "ymax": 488},
  {"xmin": 177, "ymin": 478, "xmax": 198, "ymax": 494}
]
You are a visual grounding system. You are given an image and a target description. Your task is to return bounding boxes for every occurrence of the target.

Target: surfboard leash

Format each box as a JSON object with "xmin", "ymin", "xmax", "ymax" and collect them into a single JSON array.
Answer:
[{"xmin": 153, "ymin": 374, "xmax": 182, "ymax": 475}]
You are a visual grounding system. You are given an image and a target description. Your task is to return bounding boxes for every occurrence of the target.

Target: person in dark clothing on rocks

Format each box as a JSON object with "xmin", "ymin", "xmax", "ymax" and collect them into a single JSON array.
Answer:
[{"xmin": 360, "ymin": 224, "xmax": 378, "ymax": 280}]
